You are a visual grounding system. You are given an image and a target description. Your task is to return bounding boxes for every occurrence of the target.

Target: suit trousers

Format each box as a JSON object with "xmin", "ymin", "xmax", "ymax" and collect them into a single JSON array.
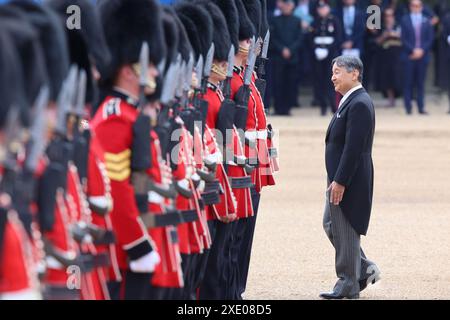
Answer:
[
  {"xmin": 273, "ymin": 59, "xmax": 298, "ymax": 115},
  {"xmin": 323, "ymin": 190, "xmax": 375, "ymax": 296},
  {"xmin": 403, "ymin": 57, "xmax": 428, "ymax": 113}
]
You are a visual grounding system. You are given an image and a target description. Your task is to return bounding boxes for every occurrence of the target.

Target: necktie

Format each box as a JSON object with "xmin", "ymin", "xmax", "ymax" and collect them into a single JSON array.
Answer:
[
  {"xmin": 414, "ymin": 15, "xmax": 421, "ymax": 48},
  {"xmin": 344, "ymin": 9, "xmax": 352, "ymax": 36}
]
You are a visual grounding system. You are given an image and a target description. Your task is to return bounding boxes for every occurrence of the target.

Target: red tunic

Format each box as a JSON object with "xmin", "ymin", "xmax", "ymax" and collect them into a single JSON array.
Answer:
[
  {"xmin": 210, "ymin": 81, "xmax": 253, "ymax": 219},
  {"xmin": 86, "ymin": 133, "xmax": 117, "ymax": 299},
  {"xmin": 146, "ymin": 130, "xmax": 183, "ymax": 288},
  {"xmin": 173, "ymin": 122, "xmax": 203, "ymax": 255},
  {"xmin": 250, "ymin": 72, "xmax": 276, "ymax": 191},
  {"xmin": 230, "ymin": 69, "xmax": 260, "ymax": 191},
  {"xmin": 0, "ymin": 209, "xmax": 40, "ymax": 299},
  {"xmin": 90, "ymin": 93, "xmax": 154, "ymax": 270}
]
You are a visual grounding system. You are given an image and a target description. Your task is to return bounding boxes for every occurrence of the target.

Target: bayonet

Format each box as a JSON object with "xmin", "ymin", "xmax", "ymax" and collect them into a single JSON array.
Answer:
[
  {"xmin": 175, "ymin": 60, "xmax": 186, "ymax": 99},
  {"xmin": 55, "ymin": 65, "xmax": 78, "ymax": 136},
  {"xmin": 157, "ymin": 57, "xmax": 166, "ymax": 76},
  {"xmin": 194, "ymin": 55, "xmax": 204, "ymax": 90},
  {"xmin": 24, "ymin": 86, "xmax": 50, "ymax": 173},
  {"xmin": 74, "ymin": 69, "xmax": 87, "ymax": 119},
  {"xmin": 184, "ymin": 52, "xmax": 195, "ymax": 92},
  {"xmin": 160, "ymin": 61, "xmax": 179, "ymax": 105},
  {"xmin": 226, "ymin": 45, "xmax": 235, "ymax": 78},
  {"xmin": 243, "ymin": 37, "xmax": 257, "ymax": 86},
  {"xmin": 203, "ymin": 43, "xmax": 215, "ymax": 79},
  {"xmin": 261, "ymin": 30, "xmax": 270, "ymax": 59},
  {"xmin": 138, "ymin": 41, "xmax": 150, "ymax": 109}
]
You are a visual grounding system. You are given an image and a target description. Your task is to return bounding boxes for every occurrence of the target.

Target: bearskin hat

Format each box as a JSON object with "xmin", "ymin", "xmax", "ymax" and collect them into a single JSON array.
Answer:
[{"xmin": 97, "ymin": 0, "xmax": 166, "ymax": 85}]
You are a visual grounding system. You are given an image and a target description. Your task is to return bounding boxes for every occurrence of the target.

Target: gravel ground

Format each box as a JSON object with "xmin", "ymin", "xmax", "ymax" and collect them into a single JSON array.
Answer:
[{"xmin": 245, "ymin": 96, "xmax": 450, "ymax": 300}]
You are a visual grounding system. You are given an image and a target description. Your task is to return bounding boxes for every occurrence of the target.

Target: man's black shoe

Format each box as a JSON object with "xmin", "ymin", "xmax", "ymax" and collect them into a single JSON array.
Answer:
[
  {"xmin": 319, "ymin": 291, "xmax": 359, "ymax": 300},
  {"xmin": 359, "ymin": 266, "xmax": 381, "ymax": 292}
]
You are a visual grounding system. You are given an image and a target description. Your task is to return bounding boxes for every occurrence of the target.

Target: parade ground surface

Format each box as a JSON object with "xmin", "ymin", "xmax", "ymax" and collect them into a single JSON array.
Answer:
[{"xmin": 246, "ymin": 94, "xmax": 450, "ymax": 300}]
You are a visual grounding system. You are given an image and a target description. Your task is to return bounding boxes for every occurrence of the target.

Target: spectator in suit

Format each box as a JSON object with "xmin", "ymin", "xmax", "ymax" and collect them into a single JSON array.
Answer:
[
  {"xmin": 443, "ymin": 12, "xmax": 450, "ymax": 114},
  {"xmin": 433, "ymin": 0, "xmax": 450, "ymax": 92},
  {"xmin": 336, "ymin": 0, "xmax": 366, "ymax": 58},
  {"xmin": 376, "ymin": 8, "xmax": 403, "ymax": 107},
  {"xmin": 400, "ymin": 0, "xmax": 434, "ymax": 115},
  {"xmin": 362, "ymin": 0, "xmax": 385, "ymax": 91},
  {"xmin": 270, "ymin": 0, "xmax": 303, "ymax": 115}
]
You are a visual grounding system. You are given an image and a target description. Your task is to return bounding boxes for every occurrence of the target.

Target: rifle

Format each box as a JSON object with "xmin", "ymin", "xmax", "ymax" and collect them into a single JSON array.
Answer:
[
  {"xmin": 0, "ymin": 87, "xmax": 50, "ymax": 234},
  {"xmin": 72, "ymin": 69, "xmax": 91, "ymax": 184}
]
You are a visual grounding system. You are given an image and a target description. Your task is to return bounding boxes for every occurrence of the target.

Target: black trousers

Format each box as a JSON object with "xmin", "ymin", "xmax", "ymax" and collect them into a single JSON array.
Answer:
[
  {"xmin": 237, "ymin": 187, "xmax": 261, "ymax": 299},
  {"xmin": 448, "ymin": 60, "xmax": 450, "ymax": 110},
  {"xmin": 107, "ymin": 270, "xmax": 153, "ymax": 300},
  {"xmin": 198, "ymin": 220, "xmax": 233, "ymax": 300},
  {"xmin": 314, "ymin": 57, "xmax": 336, "ymax": 115},
  {"xmin": 273, "ymin": 60, "xmax": 298, "ymax": 115},
  {"xmin": 229, "ymin": 219, "xmax": 246, "ymax": 300}
]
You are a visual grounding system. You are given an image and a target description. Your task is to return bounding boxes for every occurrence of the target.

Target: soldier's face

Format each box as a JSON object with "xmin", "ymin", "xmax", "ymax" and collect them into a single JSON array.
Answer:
[
  {"xmin": 131, "ymin": 62, "xmax": 159, "ymax": 95},
  {"xmin": 46, "ymin": 102, "xmax": 58, "ymax": 138},
  {"xmin": 238, "ymin": 39, "xmax": 252, "ymax": 57},
  {"xmin": 144, "ymin": 63, "xmax": 159, "ymax": 95},
  {"xmin": 192, "ymin": 71, "xmax": 199, "ymax": 89}
]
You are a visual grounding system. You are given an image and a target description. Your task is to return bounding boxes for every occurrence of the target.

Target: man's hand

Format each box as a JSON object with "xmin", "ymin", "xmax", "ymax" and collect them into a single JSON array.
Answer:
[
  {"xmin": 328, "ymin": 181, "xmax": 346, "ymax": 206},
  {"xmin": 219, "ymin": 213, "xmax": 237, "ymax": 224},
  {"xmin": 410, "ymin": 48, "xmax": 424, "ymax": 60},
  {"xmin": 282, "ymin": 47, "xmax": 291, "ymax": 60}
]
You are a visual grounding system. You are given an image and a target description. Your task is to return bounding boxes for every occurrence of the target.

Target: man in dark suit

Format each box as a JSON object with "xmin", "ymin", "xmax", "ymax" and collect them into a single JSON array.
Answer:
[
  {"xmin": 270, "ymin": 0, "xmax": 303, "ymax": 115},
  {"xmin": 400, "ymin": 0, "xmax": 434, "ymax": 115},
  {"xmin": 444, "ymin": 12, "xmax": 450, "ymax": 114},
  {"xmin": 335, "ymin": 0, "xmax": 366, "ymax": 57},
  {"xmin": 320, "ymin": 55, "xmax": 380, "ymax": 300}
]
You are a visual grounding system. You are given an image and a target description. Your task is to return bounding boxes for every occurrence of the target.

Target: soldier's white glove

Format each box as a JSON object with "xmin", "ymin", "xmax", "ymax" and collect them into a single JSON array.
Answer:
[
  {"xmin": 129, "ymin": 251, "xmax": 160, "ymax": 273},
  {"xmin": 315, "ymin": 48, "xmax": 329, "ymax": 61}
]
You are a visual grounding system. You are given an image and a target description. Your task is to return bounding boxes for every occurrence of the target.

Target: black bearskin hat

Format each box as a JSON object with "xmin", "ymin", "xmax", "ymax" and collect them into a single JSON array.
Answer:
[
  {"xmin": 10, "ymin": 0, "xmax": 69, "ymax": 102},
  {"xmin": 242, "ymin": 0, "xmax": 262, "ymax": 39},
  {"xmin": 97, "ymin": 0, "xmax": 166, "ymax": 85},
  {"xmin": 234, "ymin": 0, "xmax": 256, "ymax": 40},
  {"xmin": 192, "ymin": 0, "xmax": 231, "ymax": 61},
  {"xmin": 213, "ymin": 0, "xmax": 239, "ymax": 55},
  {"xmin": 175, "ymin": 2, "xmax": 212, "ymax": 60},
  {"xmin": 0, "ymin": 5, "xmax": 48, "ymax": 114}
]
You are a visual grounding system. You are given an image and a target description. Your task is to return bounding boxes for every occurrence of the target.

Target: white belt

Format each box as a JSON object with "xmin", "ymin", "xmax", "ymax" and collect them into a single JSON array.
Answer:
[
  {"xmin": 148, "ymin": 191, "xmax": 165, "ymax": 204},
  {"xmin": 257, "ymin": 129, "xmax": 268, "ymax": 140},
  {"xmin": 0, "ymin": 288, "xmax": 42, "ymax": 300},
  {"xmin": 88, "ymin": 196, "xmax": 112, "ymax": 212},
  {"xmin": 191, "ymin": 172, "xmax": 201, "ymax": 182},
  {"xmin": 228, "ymin": 155, "xmax": 247, "ymax": 167},
  {"xmin": 245, "ymin": 131, "xmax": 257, "ymax": 142},
  {"xmin": 204, "ymin": 150, "xmax": 222, "ymax": 164},
  {"xmin": 177, "ymin": 179, "xmax": 190, "ymax": 190},
  {"xmin": 314, "ymin": 36, "xmax": 334, "ymax": 45}
]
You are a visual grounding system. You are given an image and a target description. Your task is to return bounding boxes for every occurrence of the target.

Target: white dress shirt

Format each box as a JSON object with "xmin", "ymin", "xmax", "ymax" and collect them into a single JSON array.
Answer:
[
  {"xmin": 343, "ymin": 5, "xmax": 356, "ymax": 36},
  {"xmin": 338, "ymin": 84, "xmax": 363, "ymax": 110}
]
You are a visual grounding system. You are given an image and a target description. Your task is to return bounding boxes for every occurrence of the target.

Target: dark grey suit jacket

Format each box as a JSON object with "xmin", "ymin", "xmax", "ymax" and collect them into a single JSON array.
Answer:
[{"xmin": 325, "ymin": 88, "xmax": 375, "ymax": 235}]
